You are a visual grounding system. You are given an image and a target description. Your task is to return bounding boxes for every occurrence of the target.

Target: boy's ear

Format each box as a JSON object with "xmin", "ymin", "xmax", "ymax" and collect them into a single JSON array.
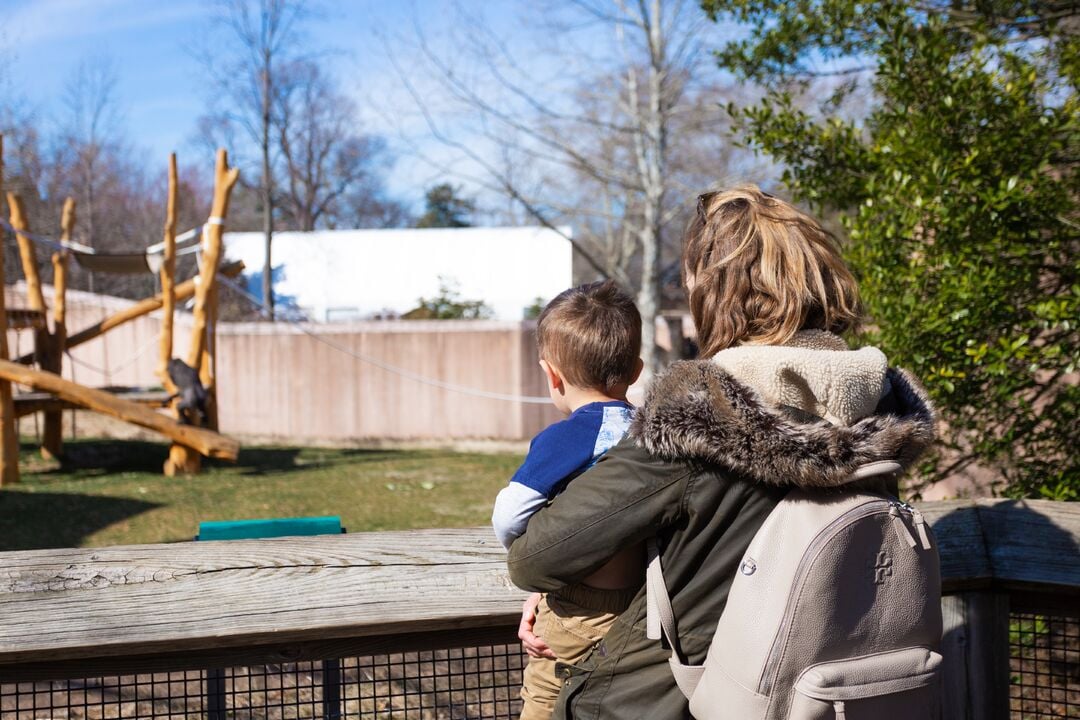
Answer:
[
  {"xmin": 539, "ymin": 359, "xmax": 564, "ymax": 393},
  {"xmin": 629, "ymin": 357, "xmax": 645, "ymax": 385}
]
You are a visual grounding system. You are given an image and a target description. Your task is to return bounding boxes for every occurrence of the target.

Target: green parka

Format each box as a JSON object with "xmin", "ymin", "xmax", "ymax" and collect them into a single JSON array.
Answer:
[{"xmin": 506, "ymin": 356, "xmax": 935, "ymax": 720}]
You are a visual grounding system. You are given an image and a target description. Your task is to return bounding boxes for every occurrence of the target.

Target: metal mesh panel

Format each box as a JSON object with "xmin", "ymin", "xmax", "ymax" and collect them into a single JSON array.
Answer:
[
  {"xmin": 1010, "ymin": 612, "xmax": 1080, "ymax": 718},
  {"xmin": 0, "ymin": 671, "xmax": 206, "ymax": 718},
  {"xmin": 0, "ymin": 645, "xmax": 526, "ymax": 719}
]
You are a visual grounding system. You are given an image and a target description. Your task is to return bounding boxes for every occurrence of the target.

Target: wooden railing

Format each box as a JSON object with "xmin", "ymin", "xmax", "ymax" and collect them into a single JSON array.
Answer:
[{"xmin": 0, "ymin": 500, "xmax": 1077, "ymax": 719}]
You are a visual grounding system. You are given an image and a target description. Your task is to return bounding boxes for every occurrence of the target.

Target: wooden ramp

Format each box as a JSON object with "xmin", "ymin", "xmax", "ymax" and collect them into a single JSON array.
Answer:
[
  {"xmin": 13, "ymin": 388, "xmax": 172, "ymax": 419},
  {"xmin": 5, "ymin": 308, "xmax": 46, "ymax": 331},
  {"xmin": 0, "ymin": 359, "xmax": 238, "ymax": 461}
]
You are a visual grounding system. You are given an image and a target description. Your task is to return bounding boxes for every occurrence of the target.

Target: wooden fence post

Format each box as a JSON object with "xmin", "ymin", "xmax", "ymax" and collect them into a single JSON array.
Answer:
[
  {"xmin": 0, "ymin": 135, "xmax": 20, "ymax": 485},
  {"xmin": 41, "ymin": 198, "xmax": 73, "ymax": 460},
  {"xmin": 940, "ymin": 591, "xmax": 1011, "ymax": 720}
]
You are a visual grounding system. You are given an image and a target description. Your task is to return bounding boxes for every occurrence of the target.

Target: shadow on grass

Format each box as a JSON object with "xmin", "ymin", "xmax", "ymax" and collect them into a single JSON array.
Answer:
[
  {"xmin": 21, "ymin": 439, "xmax": 437, "ymax": 479},
  {"xmin": 0, "ymin": 491, "xmax": 161, "ymax": 551},
  {"xmin": 231, "ymin": 446, "xmax": 423, "ymax": 476}
]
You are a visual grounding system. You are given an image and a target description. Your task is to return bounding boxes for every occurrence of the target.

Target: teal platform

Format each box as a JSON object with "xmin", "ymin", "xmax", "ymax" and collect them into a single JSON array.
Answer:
[{"xmin": 196, "ymin": 515, "xmax": 344, "ymax": 541}]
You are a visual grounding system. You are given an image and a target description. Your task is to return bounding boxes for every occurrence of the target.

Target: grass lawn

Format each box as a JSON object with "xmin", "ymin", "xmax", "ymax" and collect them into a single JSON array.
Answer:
[{"xmin": 0, "ymin": 439, "xmax": 524, "ymax": 551}]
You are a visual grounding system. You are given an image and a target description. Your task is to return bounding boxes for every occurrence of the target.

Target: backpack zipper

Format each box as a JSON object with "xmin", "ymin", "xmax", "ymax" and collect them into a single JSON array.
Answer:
[{"xmin": 756, "ymin": 498, "xmax": 921, "ymax": 697}]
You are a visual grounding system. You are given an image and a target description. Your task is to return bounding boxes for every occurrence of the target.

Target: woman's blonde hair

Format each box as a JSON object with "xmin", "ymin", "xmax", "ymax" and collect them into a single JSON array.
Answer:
[{"xmin": 683, "ymin": 185, "xmax": 861, "ymax": 357}]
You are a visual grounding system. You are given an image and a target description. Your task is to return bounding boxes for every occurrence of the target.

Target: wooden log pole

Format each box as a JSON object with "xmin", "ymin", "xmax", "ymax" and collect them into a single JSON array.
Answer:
[
  {"xmin": 6, "ymin": 193, "xmax": 46, "ymax": 315},
  {"xmin": 13, "ymin": 260, "xmax": 245, "ymax": 364},
  {"xmin": 187, "ymin": 149, "xmax": 238, "ymax": 369},
  {"xmin": 166, "ymin": 149, "xmax": 239, "ymax": 476},
  {"xmin": 41, "ymin": 198, "xmax": 74, "ymax": 461},
  {"xmin": 7, "ymin": 193, "xmax": 49, "ymax": 377},
  {"xmin": 157, "ymin": 154, "xmax": 178, "ymax": 395},
  {"xmin": 201, "ymin": 282, "xmax": 220, "ymax": 432},
  {"xmin": 0, "ymin": 135, "xmax": 20, "ymax": 485}
]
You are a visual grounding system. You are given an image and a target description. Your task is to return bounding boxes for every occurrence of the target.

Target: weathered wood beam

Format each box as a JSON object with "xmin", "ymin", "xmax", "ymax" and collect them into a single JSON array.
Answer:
[
  {"xmin": 0, "ymin": 528, "xmax": 520, "ymax": 668},
  {"xmin": 0, "ymin": 500, "xmax": 1073, "ymax": 674},
  {"xmin": 0, "ymin": 135, "xmax": 18, "ymax": 486},
  {"xmin": 0, "ymin": 359, "xmax": 239, "ymax": 461},
  {"xmin": 14, "ymin": 260, "xmax": 245, "ymax": 364}
]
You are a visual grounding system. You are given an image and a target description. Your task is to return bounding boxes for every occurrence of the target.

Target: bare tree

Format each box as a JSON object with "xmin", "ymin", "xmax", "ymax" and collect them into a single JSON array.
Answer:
[
  {"xmin": 275, "ymin": 60, "xmax": 405, "ymax": 230},
  {"xmin": 55, "ymin": 55, "xmax": 124, "ymax": 292},
  {"xmin": 389, "ymin": 0, "xmax": 765, "ymax": 375},
  {"xmin": 199, "ymin": 0, "xmax": 309, "ymax": 320}
]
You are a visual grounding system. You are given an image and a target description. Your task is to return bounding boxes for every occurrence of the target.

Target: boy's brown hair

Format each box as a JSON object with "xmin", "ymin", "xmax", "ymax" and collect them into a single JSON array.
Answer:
[
  {"xmin": 537, "ymin": 280, "xmax": 642, "ymax": 391},
  {"xmin": 683, "ymin": 185, "xmax": 861, "ymax": 357}
]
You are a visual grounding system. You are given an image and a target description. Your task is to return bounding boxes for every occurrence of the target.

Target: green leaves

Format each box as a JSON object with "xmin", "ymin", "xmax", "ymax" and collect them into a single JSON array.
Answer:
[{"xmin": 710, "ymin": 0, "xmax": 1080, "ymax": 497}]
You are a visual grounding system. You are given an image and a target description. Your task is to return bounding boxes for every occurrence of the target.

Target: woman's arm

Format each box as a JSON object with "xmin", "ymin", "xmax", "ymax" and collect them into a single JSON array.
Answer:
[{"xmin": 506, "ymin": 440, "xmax": 690, "ymax": 591}]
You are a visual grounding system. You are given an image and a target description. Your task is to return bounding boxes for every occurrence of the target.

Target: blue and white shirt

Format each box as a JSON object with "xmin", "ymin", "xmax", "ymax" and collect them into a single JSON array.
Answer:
[{"xmin": 492, "ymin": 400, "xmax": 633, "ymax": 549}]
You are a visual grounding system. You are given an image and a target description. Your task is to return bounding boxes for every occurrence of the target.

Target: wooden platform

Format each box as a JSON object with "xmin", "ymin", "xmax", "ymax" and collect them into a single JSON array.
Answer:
[
  {"xmin": 0, "ymin": 360, "xmax": 238, "ymax": 461},
  {"xmin": 4, "ymin": 308, "xmax": 46, "ymax": 331},
  {"xmin": 13, "ymin": 388, "xmax": 172, "ymax": 418}
]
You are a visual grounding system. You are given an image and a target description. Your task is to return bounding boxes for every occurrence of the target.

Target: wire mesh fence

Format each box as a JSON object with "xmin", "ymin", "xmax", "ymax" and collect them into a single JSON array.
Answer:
[
  {"xmin": 4, "ymin": 610, "xmax": 1079, "ymax": 718},
  {"xmin": 1010, "ymin": 611, "xmax": 1080, "ymax": 719},
  {"xmin": 0, "ymin": 644, "xmax": 526, "ymax": 719}
]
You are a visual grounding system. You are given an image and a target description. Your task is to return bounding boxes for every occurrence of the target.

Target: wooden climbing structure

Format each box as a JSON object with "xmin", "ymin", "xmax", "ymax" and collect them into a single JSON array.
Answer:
[{"xmin": 0, "ymin": 134, "xmax": 242, "ymax": 483}]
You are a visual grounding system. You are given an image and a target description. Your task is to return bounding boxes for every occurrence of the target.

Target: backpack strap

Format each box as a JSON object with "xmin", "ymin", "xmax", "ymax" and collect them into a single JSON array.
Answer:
[{"xmin": 646, "ymin": 538, "xmax": 705, "ymax": 699}]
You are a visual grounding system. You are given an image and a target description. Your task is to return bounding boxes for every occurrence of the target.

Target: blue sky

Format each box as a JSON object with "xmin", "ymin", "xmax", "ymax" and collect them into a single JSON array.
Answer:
[
  {"xmin": 1, "ymin": 1, "xmax": 740, "ymax": 217},
  {"xmin": 0, "ymin": 0, "xmax": 533, "ymax": 209}
]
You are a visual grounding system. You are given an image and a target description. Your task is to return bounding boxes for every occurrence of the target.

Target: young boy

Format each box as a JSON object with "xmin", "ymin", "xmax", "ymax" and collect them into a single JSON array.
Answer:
[{"xmin": 492, "ymin": 280, "xmax": 644, "ymax": 720}]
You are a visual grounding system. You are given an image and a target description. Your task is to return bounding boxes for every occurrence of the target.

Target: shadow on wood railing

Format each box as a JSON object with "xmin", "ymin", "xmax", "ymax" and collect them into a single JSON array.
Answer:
[{"xmin": 0, "ymin": 500, "xmax": 1077, "ymax": 719}]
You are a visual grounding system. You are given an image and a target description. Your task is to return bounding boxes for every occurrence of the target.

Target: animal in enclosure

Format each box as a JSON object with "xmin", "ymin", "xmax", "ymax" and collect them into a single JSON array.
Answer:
[{"xmin": 167, "ymin": 358, "xmax": 208, "ymax": 427}]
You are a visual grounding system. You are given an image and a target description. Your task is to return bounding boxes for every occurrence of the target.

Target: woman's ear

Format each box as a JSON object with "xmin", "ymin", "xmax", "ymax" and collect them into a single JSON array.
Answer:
[
  {"xmin": 539, "ymin": 359, "xmax": 565, "ymax": 394},
  {"xmin": 629, "ymin": 357, "xmax": 645, "ymax": 385}
]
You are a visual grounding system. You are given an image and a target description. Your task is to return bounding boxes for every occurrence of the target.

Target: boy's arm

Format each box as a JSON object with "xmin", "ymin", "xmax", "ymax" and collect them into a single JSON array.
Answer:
[
  {"xmin": 507, "ymin": 439, "xmax": 691, "ymax": 591},
  {"xmin": 491, "ymin": 416, "xmax": 601, "ymax": 550}
]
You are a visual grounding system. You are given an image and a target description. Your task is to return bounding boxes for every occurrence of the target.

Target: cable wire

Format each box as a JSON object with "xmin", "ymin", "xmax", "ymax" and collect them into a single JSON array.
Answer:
[{"xmin": 0, "ymin": 218, "xmax": 203, "ymax": 257}]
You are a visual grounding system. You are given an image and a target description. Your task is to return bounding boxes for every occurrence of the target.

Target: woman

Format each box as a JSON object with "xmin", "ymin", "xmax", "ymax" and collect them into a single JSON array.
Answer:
[{"xmin": 506, "ymin": 186, "xmax": 936, "ymax": 719}]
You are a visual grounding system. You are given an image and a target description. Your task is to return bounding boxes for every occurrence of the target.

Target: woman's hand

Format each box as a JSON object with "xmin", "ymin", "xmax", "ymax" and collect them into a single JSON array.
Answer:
[{"xmin": 518, "ymin": 592, "xmax": 556, "ymax": 659}]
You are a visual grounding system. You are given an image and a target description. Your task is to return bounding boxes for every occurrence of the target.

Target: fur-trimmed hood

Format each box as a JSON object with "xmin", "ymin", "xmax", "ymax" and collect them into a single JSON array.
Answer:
[{"xmin": 630, "ymin": 351, "xmax": 936, "ymax": 490}]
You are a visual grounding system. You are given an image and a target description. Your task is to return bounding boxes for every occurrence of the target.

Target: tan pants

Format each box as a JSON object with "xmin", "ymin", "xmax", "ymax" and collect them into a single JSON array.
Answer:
[{"xmin": 519, "ymin": 585, "xmax": 637, "ymax": 720}]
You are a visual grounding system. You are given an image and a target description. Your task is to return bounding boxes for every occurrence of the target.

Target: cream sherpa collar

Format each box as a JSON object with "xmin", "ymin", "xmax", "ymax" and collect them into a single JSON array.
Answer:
[{"xmin": 711, "ymin": 330, "xmax": 890, "ymax": 426}]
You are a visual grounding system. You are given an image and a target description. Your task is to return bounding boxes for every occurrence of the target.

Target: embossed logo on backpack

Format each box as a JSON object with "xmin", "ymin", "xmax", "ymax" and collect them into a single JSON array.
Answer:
[{"xmin": 867, "ymin": 551, "xmax": 893, "ymax": 584}]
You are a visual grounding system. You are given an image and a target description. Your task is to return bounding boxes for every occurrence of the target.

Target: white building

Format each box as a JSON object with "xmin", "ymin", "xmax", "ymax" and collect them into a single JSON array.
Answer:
[{"xmin": 224, "ymin": 226, "xmax": 574, "ymax": 322}]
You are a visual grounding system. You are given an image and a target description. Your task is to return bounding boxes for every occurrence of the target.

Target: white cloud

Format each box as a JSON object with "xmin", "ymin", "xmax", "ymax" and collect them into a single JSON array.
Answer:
[{"xmin": 1, "ymin": 0, "xmax": 202, "ymax": 48}]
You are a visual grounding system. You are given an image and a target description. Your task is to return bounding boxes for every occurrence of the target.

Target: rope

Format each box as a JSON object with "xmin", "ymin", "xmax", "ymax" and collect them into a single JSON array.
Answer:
[
  {"xmin": 216, "ymin": 274, "xmax": 553, "ymax": 405},
  {"xmin": 1, "ymin": 218, "xmax": 204, "ymax": 258},
  {"xmin": 64, "ymin": 333, "xmax": 160, "ymax": 377}
]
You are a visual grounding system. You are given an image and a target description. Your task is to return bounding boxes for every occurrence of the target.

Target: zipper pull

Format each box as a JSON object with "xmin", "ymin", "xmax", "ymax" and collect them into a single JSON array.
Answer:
[
  {"xmin": 890, "ymin": 506, "xmax": 918, "ymax": 548},
  {"xmin": 911, "ymin": 507, "xmax": 932, "ymax": 550},
  {"xmin": 833, "ymin": 700, "xmax": 846, "ymax": 720}
]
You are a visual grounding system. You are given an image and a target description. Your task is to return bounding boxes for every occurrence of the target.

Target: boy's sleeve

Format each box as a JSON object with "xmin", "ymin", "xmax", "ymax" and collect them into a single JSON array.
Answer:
[
  {"xmin": 490, "ymin": 416, "xmax": 599, "ymax": 550},
  {"xmin": 507, "ymin": 440, "xmax": 691, "ymax": 591},
  {"xmin": 492, "ymin": 483, "xmax": 548, "ymax": 549}
]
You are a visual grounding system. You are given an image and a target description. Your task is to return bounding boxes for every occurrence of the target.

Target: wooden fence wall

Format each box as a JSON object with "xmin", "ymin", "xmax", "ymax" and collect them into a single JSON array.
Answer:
[{"xmin": 4, "ymin": 284, "xmax": 561, "ymax": 442}]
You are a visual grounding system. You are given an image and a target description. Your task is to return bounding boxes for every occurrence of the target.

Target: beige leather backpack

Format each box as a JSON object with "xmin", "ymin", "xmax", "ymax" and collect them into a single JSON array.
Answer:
[{"xmin": 647, "ymin": 469, "xmax": 943, "ymax": 719}]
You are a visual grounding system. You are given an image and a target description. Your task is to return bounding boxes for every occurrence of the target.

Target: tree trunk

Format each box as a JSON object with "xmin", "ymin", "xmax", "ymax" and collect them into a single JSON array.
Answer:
[
  {"xmin": 261, "ymin": 45, "xmax": 275, "ymax": 321},
  {"xmin": 633, "ymin": 0, "xmax": 669, "ymax": 380}
]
